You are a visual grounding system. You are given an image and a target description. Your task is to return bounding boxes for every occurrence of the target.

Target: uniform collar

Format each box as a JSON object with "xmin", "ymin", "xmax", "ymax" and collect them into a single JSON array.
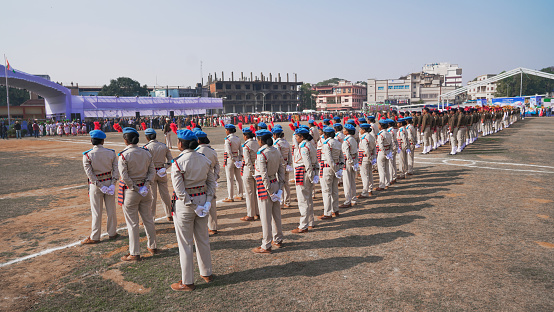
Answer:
[{"xmin": 93, "ymin": 145, "xmax": 103, "ymax": 149}]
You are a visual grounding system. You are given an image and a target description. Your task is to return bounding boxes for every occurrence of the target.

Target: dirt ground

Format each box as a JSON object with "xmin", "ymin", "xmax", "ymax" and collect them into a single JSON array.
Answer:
[{"xmin": 0, "ymin": 118, "xmax": 552, "ymax": 311}]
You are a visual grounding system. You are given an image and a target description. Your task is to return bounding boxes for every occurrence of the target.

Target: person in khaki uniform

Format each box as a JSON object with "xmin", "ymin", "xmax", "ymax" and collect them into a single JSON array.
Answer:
[
  {"xmin": 222, "ymin": 124, "xmax": 244, "ymax": 202},
  {"xmin": 396, "ymin": 119, "xmax": 409, "ymax": 179},
  {"xmin": 170, "ymin": 130, "xmax": 216, "ymax": 292},
  {"xmin": 118, "ymin": 127, "xmax": 158, "ymax": 262},
  {"xmin": 240, "ymin": 128, "xmax": 259, "ymax": 221},
  {"xmin": 81, "ymin": 130, "xmax": 119, "ymax": 244},
  {"xmin": 456, "ymin": 109, "xmax": 466, "ymax": 153},
  {"xmin": 340, "ymin": 123, "xmax": 358, "ymax": 208},
  {"xmin": 252, "ymin": 130, "xmax": 285, "ymax": 254},
  {"xmin": 357, "ymin": 124, "xmax": 375, "ymax": 199},
  {"xmin": 420, "ymin": 108, "xmax": 431, "ymax": 154},
  {"xmin": 375, "ymin": 120, "xmax": 392, "ymax": 190},
  {"xmin": 163, "ymin": 118, "xmax": 173, "ymax": 149},
  {"xmin": 143, "ymin": 128, "xmax": 173, "ymax": 222},
  {"xmin": 291, "ymin": 127, "xmax": 317, "ymax": 233},
  {"xmin": 448, "ymin": 108, "xmax": 459, "ymax": 155},
  {"xmin": 386, "ymin": 120, "xmax": 398, "ymax": 183},
  {"xmin": 272, "ymin": 126, "xmax": 293, "ymax": 208},
  {"xmin": 405, "ymin": 117, "xmax": 416, "ymax": 175},
  {"xmin": 430, "ymin": 111, "xmax": 438, "ymax": 150},
  {"xmin": 318, "ymin": 126, "xmax": 343, "ymax": 220},
  {"xmin": 194, "ymin": 130, "xmax": 220, "ymax": 235}
]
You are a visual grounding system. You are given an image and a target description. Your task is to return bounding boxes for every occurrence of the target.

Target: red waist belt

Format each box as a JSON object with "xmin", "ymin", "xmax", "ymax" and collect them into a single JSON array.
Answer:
[
  {"xmin": 89, "ymin": 171, "xmax": 112, "ymax": 184},
  {"xmin": 117, "ymin": 181, "xmax": 145, "ymax": 206},
  {"xmin": 256, "ymin": 176, "xmax": 277, "ymax": 200},
  {"xmin": 295, "ymin": 166, "xmax": 305, "ymax": 186}
]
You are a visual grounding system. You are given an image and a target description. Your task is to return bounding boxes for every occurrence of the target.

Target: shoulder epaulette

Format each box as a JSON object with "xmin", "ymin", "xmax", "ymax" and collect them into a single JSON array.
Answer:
[
  {"xmin": 300, "ymin": 141, "xmax": 306, "ymax": 148},
  {"xmin": 323, "ymin": 138, "xmax": 330, "ymax": 144},
  {"xmin": 83, "ymin": 148, "xmax": 93, "ymax": 155},
  {"xmin": 118, "ymin": 148, "xmax": 129, "ymax": 156},
  {"xmin": 107, "ymin": 148, "xmax": 115, "ymax": 153},
  {"xmin": 257, "ymin": 147, "xmax": 266, "ymax": 155},
  {"xmin": 171, "ymin": 153, "xmax": 184, "ymax": 163},
  {"xmin": 143, "ymin": 142, "xmax": 152, "ymax": 149}
]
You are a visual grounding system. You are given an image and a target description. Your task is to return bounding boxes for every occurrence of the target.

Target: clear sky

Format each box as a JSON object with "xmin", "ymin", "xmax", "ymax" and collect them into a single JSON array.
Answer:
[{"xmin": 2, "ymin": 0, "xmax": 553, "ymax": 87}]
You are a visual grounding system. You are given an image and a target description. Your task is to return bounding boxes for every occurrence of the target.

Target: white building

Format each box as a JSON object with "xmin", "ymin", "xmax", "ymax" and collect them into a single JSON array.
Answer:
[
  {"xmin": 467, "ymin": 74, "xmax": 497, "ymax": 101},
  {"xmin": 422, "ymin": 63, "xmax": 463, "ymax": 87}
]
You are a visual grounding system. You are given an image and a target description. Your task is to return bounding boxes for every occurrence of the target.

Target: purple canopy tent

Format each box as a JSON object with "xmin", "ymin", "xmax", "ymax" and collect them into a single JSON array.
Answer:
[{"xmin": 0, "ymin": 64, "xmax": 222, "ymax": 120}]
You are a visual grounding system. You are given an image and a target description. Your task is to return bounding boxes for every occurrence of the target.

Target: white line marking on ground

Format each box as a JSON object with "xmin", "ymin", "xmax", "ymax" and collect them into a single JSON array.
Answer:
[
  {"xmin": 0, "ymin": 216, "xmax": 168, "ymax": 268},
  {"xmin": 60, "ymin": 185, "xmax": 87, "ymax": 190}
]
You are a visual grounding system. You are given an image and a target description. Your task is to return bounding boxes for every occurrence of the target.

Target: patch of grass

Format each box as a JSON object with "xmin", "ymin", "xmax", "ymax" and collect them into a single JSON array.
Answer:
[{"xmin": 0, "ymin": 195, "xmax": 55, "ymax": 222}]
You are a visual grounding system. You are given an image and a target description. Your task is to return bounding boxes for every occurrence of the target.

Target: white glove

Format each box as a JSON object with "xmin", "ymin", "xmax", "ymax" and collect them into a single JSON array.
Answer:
[
  {"xmin": 386, "ymin": 151, "xmax": 393, "ymax": 160},
  {"xmin": 335, "ymin": 169, "xmax": 343, "ymax": 179},
  {"xmin": 156, "ymin": 167, "xmax": 167, "ymax": 177},
  {"xmin": 195, "ymin": 205, "xmax": 207, "ymax": 217},
  {"xmin": 397, "ymin": 148, "xmax": 401, "ymax": 154},
  {"xmin": 286, "ymin": 165, "xmax": 293, "ymax": 172},
  {"xmin": 371, "ymin": 158, "xmax": 377, "ymax": 165},
  {"xmin": 270, "ymin": 190, "xmax": 282, "ymax": 203},
  {"xmin": 406, "ymin": 149, "xmax": 411, "ymax": 154},
  {"xmin": 421, "ymin": 133, "xmax": 424, "ymax": 136},
  {"xmin": 353, "ymin": 163, "xmax": 359, "ymax": 172},
  {"xmin": 449, "ymin": 133, "xmax": 453, "ymax": 136},
  {"xmin": 415, "ymin": 144, "xmax": 420, "ymax": 148},
  {"xmin": 234, "ymin": 161, "xmax": 243, "ymax": 169},
  {"xmin": 100, "ymin": 185, "xmax": 109, "ymax": 194},
  {"xmin": 139, "ymin": 186, "xmax": 149, "ymax": 197},
  {"xmin": 202, "ymin": 201, "xmax": 211, "ymax": 216},
  {"xmin": 215, "ymin": 182, "xmax": 219, "ymax": 188},
  {"xmin": 313, "ymin": 175, "xmax": 320, "ymax": 184},
  {"xmin": 107, "ymin": 184, "xmax": 115, "ymax": 195}
]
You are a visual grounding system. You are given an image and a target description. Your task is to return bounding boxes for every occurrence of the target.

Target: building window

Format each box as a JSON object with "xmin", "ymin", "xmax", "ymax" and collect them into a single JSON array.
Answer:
[
  {"xmin": 236, "ymin": 95, "xmax": 242, "ymax": 100},
  {"xmin": 378, "ymin": 86, "xmax": 384, "ymax": 90},
  {"xmin": 226, "ymin": 84, "xmax": 231, "ymax": 89},
  {"xmin": 283, "ymin": 94, "xmax": 288, "ymax": 100},
  {"xmin": 236, "ymin": 84, "xmax": 241, "ymax": 89},
  {"xmin": 273, "ymin": 85, "xmax": 278, "ymax": 90},
  {"xmin": 246, "ymin": 94, "xmax": 251, "ymax": 100},
  {"xmin": 273, "ymin": 95, "xmax": 278, "ymax": 99},
  {"xmin": 245, "ymin": 85, "xmax": 251, "ymax": 89},
  {"xmin": 282, "ymin": 85, "xmax": 286, "ymax": 90}
]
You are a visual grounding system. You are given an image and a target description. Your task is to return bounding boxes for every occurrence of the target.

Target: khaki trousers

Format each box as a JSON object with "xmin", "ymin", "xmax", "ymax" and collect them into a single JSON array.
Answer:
[
  {"xmin": 398, "ymin": 149, "xmax": 407, "ymax": 178},
  {"xmin": 407, "ymin": 146, "xmax": 415, "ymax": 174},
  {"xmin": 388, "ymin": 153, "xmax": 397, "ymax": 180},
  {"xmin": 242, "ymin": 173, "xmax": 259, "ymax": 218},
  {"xmin": 321, "ymin": 167, "xmax": 339, "ymax": 216},
  {"xmin": 122, "ymin": 188, "xmax": 157, "ymax": 256},
  {"xmin": 283, "ymin": 171, "xmax": 291, "ymax": 205},
  {"xmin": 165, "ymin": 132, "xmax": 173, "ymax": 149},
  {"xmin": 150, "ymin": 174, "xmax": 172, "ymax": 220},
  {"xmin": 431, "ymin": 129, "xmax": 438, "ymax": 147},
  {"xmin": 423, "ymin": 126, "xmax": 431, "ymax": 149},
  {"xmin": 225, "ymin": 163, "xmax": 243, "ymax": 199},
  {"xmin": 257, "ymin": 181, "xmax": 283, "ymax": 250},
  {"xmin": 343, "ymin": 164, "xmax": 357, "ymax": 205},
  {"xmin": 377, "ymin": 152, "xmax": 390, "ymax": 188},
  {"xmin": 295, "ymin": 175, "xmax": 314, "ymax": 230},
  {"xmin": 89, "ymin": 183, "xmax": 117, "ymax": 241},
  {"xmin": 360, "ymin": 160, "xmax": 373, "ymax": 196},
  {"xmin": 173, "ymin": 196, "xmax": 212, "ymax": 285},
  {"xmin": 457, "ymin": 127, "xmax": 465, "ymax": 149},
  {"xmin": 208, "ymin": 197, "xmax": 217, "ymax": 231}
]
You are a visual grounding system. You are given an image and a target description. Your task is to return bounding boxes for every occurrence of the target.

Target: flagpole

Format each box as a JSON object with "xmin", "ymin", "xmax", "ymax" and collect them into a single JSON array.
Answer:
[{"xmin": 4, "ymin": 55, "xmax": 10, "ymax": 128}]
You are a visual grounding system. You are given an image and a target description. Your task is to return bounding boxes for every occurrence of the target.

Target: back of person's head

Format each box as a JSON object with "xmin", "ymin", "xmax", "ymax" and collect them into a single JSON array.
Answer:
[{"xmin": 123, "ymin": 132, "xmax": 139, "ymax": 144}]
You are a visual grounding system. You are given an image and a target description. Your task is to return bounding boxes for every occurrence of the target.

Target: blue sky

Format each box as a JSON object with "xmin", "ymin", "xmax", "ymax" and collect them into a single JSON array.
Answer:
[{"xmin": 2, "ymin": 0, "xmax": 553, "ymax": 87}]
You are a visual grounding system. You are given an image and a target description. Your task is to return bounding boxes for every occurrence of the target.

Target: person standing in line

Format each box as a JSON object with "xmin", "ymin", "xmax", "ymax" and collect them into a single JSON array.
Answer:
[
  {"xmin": 420, "ymin": 108, "xmax": 431, "ymax": 154},
  {"xmin": 194, "ymin": 130, "xmax": 220, "ymax": 235},
  {"xmin": 170, "ymin": 130, "xmax": 216, "ymax": 291},
  {"xmin": 222, "ymin": 124, "xmax": 244, "ymax": 202},
  {"xmin": 396, "ymin": 118, "xmax": 408, "ymax": 179},
  {"xmin": 339, "ymin": 123, "xmax": 358, "ymax": 208},
  {"xmin": 387, "ymin": 119, "xmax": 398, "ymax": 184},
  {"xmin": 357, "ymin": 123, "xmax": 375, "ymax": 199},
  {"xmin": 81, "ymin": 130, "xmax": 119, "ymax": 244},
  {"xmin": 240, "ymin": 127, "xmax": 259, "ymax": 221},
  {"xmin": 375, "ymin": 119, "xmax": 392, "ymax": 191},
  {"xmin": 14, "ymin": 121, "xmax": 21, "ymax": 139},
  {"xmin": 164, "ymin": 118, "xmax": 173, "ymax": 149},
  {"xmin": 32, "ymin": 120, "xmax": 39, "ymax": 138},
  {"xmin": 118, "ymin": 127, "xmax": 158, "ymax": 262},
  {"xmin": 291, "ymin": 127, "xmax": 317, "ymax": 233},
  {"xmin": 272, "ymin": 126, "xmax": 293, "ymax": 208},
  {"xmin": 143, "ymin": 128, "xmax": 174, "ymax": 223},
  {"xmin": 318, "ymin": 126, "xmax": 343, "ymax": 220},
  {"xmin": 405, "ymin": 117, "xmax": 416, "ymax": 175},
  {"xmin": 252, "ymin": 129, "xmax": 285, "ymax": 254}
]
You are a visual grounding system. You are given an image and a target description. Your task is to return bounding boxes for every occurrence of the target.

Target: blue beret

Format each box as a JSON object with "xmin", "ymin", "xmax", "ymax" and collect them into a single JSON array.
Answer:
[
  {"xmin": 294, "ymin": 127, "xmax": 309, "ymax": 135},
  {"xmin": 256, "ymin": 129, "xmax": 272, "ymax": 137},
  {"xmin": 195, "ymin": 130, "xmax": 207, "ymax": 138},
  {"xmin": 397, "ymin": 118, "xmax": 404, "ymax": 122},
  {"xmin": 333, "ymin": 123, "xmax": 342, "ymax": 128},
  {"xmin": 300, "ymin": 125, "xmax": 310, "ymax": 129},
  {"xmin": 123, "ymin": 127, "xmax": 138, "ymax": 135},
  {"xmin": 89, "ymin": 130, "xmax": 106, "ymax": 139},
  {"xmin": 224, "ymin": 124, "xmax": 236, "ymax": 129},
  {"xmin": 273, "ymin": 124, "xmax": 282, "ymax": 129},
  {"xmin": 333, "ymin": 116, "xmax": 341, "ymax": 121},
  {"xmin": 367, "ymin": 115, "xmax": 376, "ymax": 120},
  {"xmin": 257, "ymin": 122, "xmax": 267, "ymax": 129},
  {"xmin": 386, "ymin": 119, "xmax": 395, "ymax": 124},
  {"xmin": 309, "ymin": 119, "xmax": 315, "ymax": 124},
  {"xmin": 242, "ymin": 128, "xmax": 252, "ymax": 134},
  {"xmin": 323, "ymin": 126, "xmax": 335, "ymax": 133},
  {"xmin": 144, "ymin": 128, "xmax": 156, "ymax": 135},
  {"xmin": 404, "ymin": 117, "xmax": 413, "ymax": 121},
  {"xmin": 323, "ymin": 119, "xmax": 330, "ymax": 122},
  {"xmin": 358, "ymin": 117, "xmax": 366, "ymax": 123},
  {"xmin": 344, "ymin": 123, "xmax": 355, "ymax": 131},
  {"xmin": 379, "ymin": 119, "xmax": 388, "ymax": 124},
  {"xmin": 347, "ymin": 119, "xmax": 355, "ymax": 125},
  {"xmin": 177, "ymin": 129, "xmax": 197, "ymax": 141},
  {"xmin": 359, "ymin": 123, "xmax": 371, "ymax": 129},
  {"xmin": 271, "ymin": 127, "xmax": 283, "ymax": 134}
]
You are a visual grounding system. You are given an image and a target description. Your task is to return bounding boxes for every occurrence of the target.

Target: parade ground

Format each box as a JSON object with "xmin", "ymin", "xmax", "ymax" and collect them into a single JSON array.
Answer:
[{"xmin": 0, "ymin": 118, "xmax": 553, "ymax": 311}]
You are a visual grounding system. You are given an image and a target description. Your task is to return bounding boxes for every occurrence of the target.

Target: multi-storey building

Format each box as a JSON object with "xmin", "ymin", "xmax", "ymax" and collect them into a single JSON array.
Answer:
[
  {"xmin": 207, "ymin": 72, "xmax": 302, "ymax": 113},
  {"xmin": 467, "ymin": 74, "xmax": 497, "ymax": 101},
  {"xmin": 422, "ymin": 62, "xmax": 463, "ymax": 87},
  {"xmin": 314, "ymin": 80, "xmax": 367, "ymax": 111}
]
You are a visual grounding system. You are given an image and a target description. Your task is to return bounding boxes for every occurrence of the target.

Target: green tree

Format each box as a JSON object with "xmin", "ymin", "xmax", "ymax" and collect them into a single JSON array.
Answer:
[
  {"xmin": 495, "ymin": 66, "xmax": 554, "ymax": 98},
  {"xmin": 0, "ymin": 86, "xmax": 30, "ymax": 106},
  {"xmin": 299, "ymin": 83, "xmax": 316, "ymax": 110},
  {"xmin": 98, "ymin": 77, "xmax": 149, "ymax": 96},
  {"xmin": 315, "ymin": 78, "xmax": 344, "ymax": 86}
]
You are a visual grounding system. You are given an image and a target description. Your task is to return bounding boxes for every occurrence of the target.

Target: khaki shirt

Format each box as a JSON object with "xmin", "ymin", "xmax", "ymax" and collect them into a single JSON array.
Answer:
[
  {"xmin": 143, "ymin": 140, "xmax": 173, "ymax": 169},
  {"xmin": 421, "ymin": 113, "xmax": 431, "ymax": 129},
  {"xmin": 242, "ymin": 139, "xmax": 258, "ymax": 175},
  {"xmin": 83, "ymin": 145, "xmax": 119, "ymax": 186},
  {"xmin": 342, "ymin": 135, "xmax": 358, "ymax": 165},
  {"xmin": 377, "ymin": 130, "xmax": 392, "ymax": 155},
  {"xmin": 224, "ymin": 133, "xmax": 242, "ymax": 164},
  {"xmin": 359, "ymin": 133, "xmax": 376, "ymax": 161},
  {"xmin": 255, "ymin": 145, "xmax": 285, "ymax": 194},
  {"xmin": 293, "ymin": 140, "xmax": 318, "ymax": 179},
  {"xmin": 196, "ymin": 143, "xmax": 220, "ymax": 181},
  {"xmin": 274, "ymin": 138, "xmax": 292, "ymax": 166},
  {"xmin": 322, "ymin": 137, "xmax": 343, "ymax": 172},
  {"xmin": 171, "ymin": 149, "xmax": 215, "ymax": 204},
  {"xmin": 407, "ymin": 124, "xmax": 416, "ymax": 147},
  {"xmin": 388, "ymin": 128, "xmax": 398, "ymax": 151},
  {"xmin": 118, "ymin": 145, "xmax": 155, "ymax": 190}
]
